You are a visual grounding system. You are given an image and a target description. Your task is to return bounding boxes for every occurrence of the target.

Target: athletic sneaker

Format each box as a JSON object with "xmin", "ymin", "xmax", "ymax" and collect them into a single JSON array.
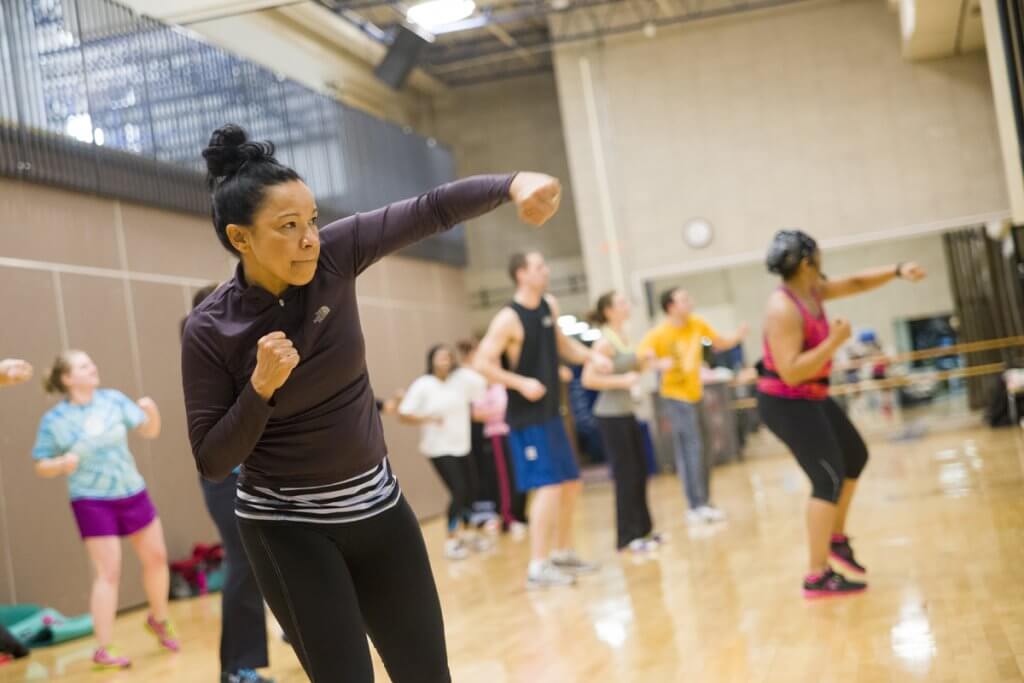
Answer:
[
  {"xmin": 698, "ymin": 505, "xmax": 727, "ymax": 522},
  {"xmin": 625, "ymin": 538, "xmax": 659, "ymax": 554},
  {"xmin": 222, "ymin": 669, "xmax": 276, "ymax": 683},
  {"xmin": 803, "ymin": 569, "xmax": 867, "ymax": 599},
  {"xmin": 647, "ymin": 532, "xmax": 667, "ymax": 545},
  {"xmin": 686, "ymin": 509, "xmax": 706, "ymax": 526},
  {"xmin": 467, "ymin": 535, "xmax": 495, "ymax": 553},
  {"xmin": 526, "ymin": 561, "xmax": 576, "ymax": 589},
  {"xmin": 145, "ymin": 614, "xmax": 180, "ymax": 652},
  {"xmin": 550, "ymin": 551, "xmax": 600, "ymax": 574},
  {"xmin": 92, "ymin": 646, "xmax": 131, "ymax": 670},
  {"xmin": 444, "ymin": 538, "xmax": 470, "ymax": 560},
  {"xmin": 830, "ymin": 534, "xmax": 867, "ymax": 575}
]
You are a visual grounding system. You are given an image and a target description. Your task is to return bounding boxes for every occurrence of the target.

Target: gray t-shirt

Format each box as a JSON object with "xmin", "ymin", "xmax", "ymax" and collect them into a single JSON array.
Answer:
[{"xmin": 593, "ymin": 348, "xmax": 638, "ymax": 417}]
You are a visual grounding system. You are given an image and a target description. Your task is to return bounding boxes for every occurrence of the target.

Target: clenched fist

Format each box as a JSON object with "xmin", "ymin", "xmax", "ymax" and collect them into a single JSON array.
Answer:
[
  {"xmin": 830, "ymin": 317, "xmax": 852, "ymax": 346},
  {"xmin": 251, "ymin": 331, "xmax": 300, "ymax": 401},
  {"xmin": 510, "ymin": 172, "xmax": 561, "ymax": 227},
  {"xmin": 518, "ymin": 377, "xmax": 548, "ymax": 402},
  {"xmin": 0, "ymin": 358, "xmax": 33, "ymax": 386}
]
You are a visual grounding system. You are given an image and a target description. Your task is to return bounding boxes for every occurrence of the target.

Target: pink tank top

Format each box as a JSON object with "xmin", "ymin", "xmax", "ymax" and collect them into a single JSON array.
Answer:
[{"xmin": 758, "ymin": 288, "xmax": 831, "ymax": 400}]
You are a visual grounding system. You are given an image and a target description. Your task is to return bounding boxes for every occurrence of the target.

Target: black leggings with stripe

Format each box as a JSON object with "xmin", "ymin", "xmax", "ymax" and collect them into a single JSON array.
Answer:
[
  {"xmin": 237, "ymin": 496, "xmax": 450, "ymax": 683},
  {"xmin": 756, "ymin": 393, "xmax": 869, "ymax": 503}
]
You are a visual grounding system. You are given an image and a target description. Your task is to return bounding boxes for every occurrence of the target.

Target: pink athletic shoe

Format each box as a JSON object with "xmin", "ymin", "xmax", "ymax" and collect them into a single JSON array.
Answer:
[
  {"xmin": 92, "ymin": 646, "xmax": 131, "ymax": 670},
  {"xmin": 145, "ymin": 614, "xmax": 181, "ymax": 652}
]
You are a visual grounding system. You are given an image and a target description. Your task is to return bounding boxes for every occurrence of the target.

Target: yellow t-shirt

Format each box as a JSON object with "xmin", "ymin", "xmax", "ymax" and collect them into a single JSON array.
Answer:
[{"xmin": 638, "ymin": 315, "xmax": 720, "ymax": 403}]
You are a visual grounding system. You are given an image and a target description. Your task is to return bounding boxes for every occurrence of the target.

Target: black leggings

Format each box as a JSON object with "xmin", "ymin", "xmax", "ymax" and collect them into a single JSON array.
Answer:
[
  {"xmin": 757, "ymin": 393, "xmax": 869, "ymax": 503},
  {"xmin": 430, "ymin": 455, "xmax": 477, "ymax": 532},
  {"xmin": 237, "ymin": 497, "xmax": 450, "ymax": 683},
  {"xmin": 597, "ymin": 416, "xmax": 654, "ymax": 549}
]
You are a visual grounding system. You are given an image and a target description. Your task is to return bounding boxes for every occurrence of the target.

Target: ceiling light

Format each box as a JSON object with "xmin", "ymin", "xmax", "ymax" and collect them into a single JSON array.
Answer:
[{"xmin": 407, "ymin": 0, "xmax": 476, "ymax": 30}]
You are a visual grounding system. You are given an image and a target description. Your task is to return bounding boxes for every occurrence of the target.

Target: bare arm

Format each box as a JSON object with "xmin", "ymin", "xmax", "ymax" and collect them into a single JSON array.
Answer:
[
  {"xmin": 0, "ymin": 359, "xmax": 32, "ymax": 387},
  {"xmin": 35, "ymin": 453, "xmax": 78, "ymax": 478},
  {"xmin": 581, "ymin": 338, "xmax": 638, "ymax": 391},
  {"xmin": 820, "ymin": 262, "xmax": 926, "ymax": 301},
  {"xmin": 474, "ymin": 308, "xmax": 534, "ymax": 395},
  {"xmin": 711, "ymin": 323, "xmax": 750, "ymax": 352},
  {"xmin": 135, "ymin": 397, "xmax": 161, "ymax": 439},
  {"xmin": 764, "ymin": 292, "xmax": 850, "ymax": 386},
  {"xmin": 547, "ymin": 295, "xmax": 611, "ymax": 371}
]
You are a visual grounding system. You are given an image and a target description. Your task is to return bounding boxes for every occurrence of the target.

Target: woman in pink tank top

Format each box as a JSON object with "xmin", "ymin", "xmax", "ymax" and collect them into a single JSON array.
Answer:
[{"xmin": 756, "ymin": 230, "xmax": 926, "ymax": 599}]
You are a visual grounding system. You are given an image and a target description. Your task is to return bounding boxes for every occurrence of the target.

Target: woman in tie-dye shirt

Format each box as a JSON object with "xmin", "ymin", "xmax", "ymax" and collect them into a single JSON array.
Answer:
[{"xmin": 32, "ymin": 350, "xmax": 179, "ymax": 670}]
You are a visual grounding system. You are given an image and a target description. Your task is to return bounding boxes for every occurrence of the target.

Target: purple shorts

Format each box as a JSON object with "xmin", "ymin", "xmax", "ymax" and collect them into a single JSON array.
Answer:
[{"xmin": 70, "ymin": 489, "xmax": 158, "ymax": 539}]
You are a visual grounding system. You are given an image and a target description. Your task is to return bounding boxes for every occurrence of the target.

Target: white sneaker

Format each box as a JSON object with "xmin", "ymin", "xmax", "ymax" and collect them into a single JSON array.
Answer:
[
  {"xmin": 686, "ymin": 509, "xmax": 707, "ymax": 526},
  {"xmin": 509, "ymin": 521, "xmax": 528, "ymax": 539},
  {"xmin": 550, "ymin": 551, "xmax": 601, "ymax": 575},
  {"xmin": 467, "ymin": 535, "xmax": 494, "ymax": 553},
  {"xmin": 626, "ymin": 538, "xmax": 659, "ymax": 554},
  {"xmin": 526, "ymin": 561, "xmax": 576, "ymax": 589},
  {"xmin": 699, "ymin": 505, "xmax": 726, "ymax": 523},
  {"xmin": 444, "ymin": 539, "xmax": 470, "ymax": 560}
]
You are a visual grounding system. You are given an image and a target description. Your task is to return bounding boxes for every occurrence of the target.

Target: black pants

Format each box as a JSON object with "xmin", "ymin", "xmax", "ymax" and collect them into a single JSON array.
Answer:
[
  {"xmin": 470, "ymin": 421, "xmax": 498, "ymax": 522},
  {"xmin": 430, "ymin": 455, "xmax": 477, "ymax": 532},
  {"xmin": 238, "ymin": 496, "xmax": 450, "ymax": 683},
  {"xmin": 757, "ymin": 393, "xmax": 869, "ymax": 503},
  {"xmin": 200, "ymin": 472, "xmax": 268, "ymax": 673},
  {"xmin": 597, "ymin": 416, "xmax": 654, "ymax": 549},
  {"xmin": 485, "ymin": 434, "xmax": 528, "ymax": 525}
]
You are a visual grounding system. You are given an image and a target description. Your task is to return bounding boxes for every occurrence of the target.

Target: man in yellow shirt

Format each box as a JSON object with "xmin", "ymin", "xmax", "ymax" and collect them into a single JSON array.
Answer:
[{"xmin": 639, "ymin": 288, "xmax": 747, "ymax": 524}]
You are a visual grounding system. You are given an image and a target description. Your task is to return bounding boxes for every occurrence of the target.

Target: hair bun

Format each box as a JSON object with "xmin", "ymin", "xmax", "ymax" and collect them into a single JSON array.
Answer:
[{"xmin": 202, "ymin": 124, "xmax": 277, "ymax": 186}]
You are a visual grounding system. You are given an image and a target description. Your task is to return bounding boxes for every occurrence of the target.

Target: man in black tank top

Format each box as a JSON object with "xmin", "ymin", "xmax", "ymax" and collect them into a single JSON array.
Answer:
[{"xmin": 475, "ymin": 252, "xmax": 612, "ymax": 589}]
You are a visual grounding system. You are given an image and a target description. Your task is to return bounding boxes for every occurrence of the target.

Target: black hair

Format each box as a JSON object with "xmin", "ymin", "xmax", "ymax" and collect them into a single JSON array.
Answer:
[
  {"xmin": 426, "ymin": 344, "xmax": 458, "ymax": 376},
  {"xmin": 765, "ymin": 229, "xmax": 818, "ymax": 279},
  {"xmin": 202, "ymin": 124, "xmax": 302, "ymax": 256},
  {"xmin": 180, "ymin": 283, "xmax": 219, "ymax": 338},
  {"xmin": 588, "ymin": 290, "xmax": 617, "ymax": 325},
  {"xmin": 660, "ymin": 287, "xmax": 680, "ymax": 314}
]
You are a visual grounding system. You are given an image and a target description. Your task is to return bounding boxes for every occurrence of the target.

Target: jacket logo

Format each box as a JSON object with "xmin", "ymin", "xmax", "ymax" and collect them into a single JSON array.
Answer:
[{"xmin": 314, "ymin": 306, "xmax": 331, "ymax": 324}]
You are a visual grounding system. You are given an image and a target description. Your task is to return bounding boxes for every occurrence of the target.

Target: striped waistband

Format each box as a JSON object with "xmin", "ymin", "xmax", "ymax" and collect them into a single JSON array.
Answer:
[{"xmin": 235, "ymin": 458, "xmax": 400, "ymax": 525}]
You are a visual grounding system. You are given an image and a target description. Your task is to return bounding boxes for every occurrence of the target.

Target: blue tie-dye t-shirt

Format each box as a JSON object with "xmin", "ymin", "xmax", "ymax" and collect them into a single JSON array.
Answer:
[{"xmin": 32, "ymin": 389, "xmax": 148, "ymax": 501}]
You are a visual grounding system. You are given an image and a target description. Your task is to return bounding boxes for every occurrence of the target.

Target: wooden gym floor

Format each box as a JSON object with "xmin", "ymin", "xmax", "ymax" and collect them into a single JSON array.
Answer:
[{"xmin": 4, "ymin": 417, "xmax": 1024, "ymax": 682}]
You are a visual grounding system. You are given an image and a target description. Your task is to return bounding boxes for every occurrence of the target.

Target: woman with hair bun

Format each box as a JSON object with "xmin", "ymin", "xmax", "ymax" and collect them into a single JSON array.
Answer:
[
  {"xmin": 180, "ymin": 123, "xmax": 562, "ymax": 682},
  {"xmin": 32, "ymin": 350, "xmax": 176, "ymax": 670}
]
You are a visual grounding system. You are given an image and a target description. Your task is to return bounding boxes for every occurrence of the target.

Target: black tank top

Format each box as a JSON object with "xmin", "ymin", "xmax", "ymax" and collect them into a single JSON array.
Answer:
[{"xmin": 504, "ymin": 298, "xmax": 561, "ymax": 429}]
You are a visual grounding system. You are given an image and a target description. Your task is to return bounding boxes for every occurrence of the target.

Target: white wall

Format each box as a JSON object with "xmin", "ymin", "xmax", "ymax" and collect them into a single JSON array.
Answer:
[
  {"xmin": 649, "ymin": 231, "xmax": 956, "ymax": 357},
  {"xmin": 552, "ymin": 0, "xmax": 1009, "ymax": 322}
]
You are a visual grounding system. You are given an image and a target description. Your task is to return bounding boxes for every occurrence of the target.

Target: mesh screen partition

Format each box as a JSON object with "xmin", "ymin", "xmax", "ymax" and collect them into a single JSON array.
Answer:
[{"xmin": 0, "ymin": 0, "xmax": 464, "ymax": 264}]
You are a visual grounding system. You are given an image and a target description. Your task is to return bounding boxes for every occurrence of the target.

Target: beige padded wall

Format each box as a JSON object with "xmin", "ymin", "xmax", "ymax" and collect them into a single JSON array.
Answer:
[{"xmin": 0, "ymin": 177, "xmax": 468, "ymax": 613}]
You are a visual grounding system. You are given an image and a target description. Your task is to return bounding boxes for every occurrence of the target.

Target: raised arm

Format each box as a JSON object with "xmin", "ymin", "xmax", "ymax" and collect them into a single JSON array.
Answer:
[
  {"xmin": 820, "ymin": 262, "xmax": 926, "ymax": 300},
  {"xmin": 764, "ymin": 292, "xmax": 851, "ymax": 386},
  {"xmin": 548, "ymin": 295, "xmax": 612, "ymax": 371},
  {"xmin": 135, "ymin": 397, "xmax": 161, "ymax": 439},
  {"xmin": 182, "ymin": 318, "xmax": 296, "ymax": 481},
  {"xmin": 319, "ymin": 172, "xmax": 561, "ymax": 277},
  {"xmin": 0, "ymin": 359, "xmax": 33, "ymax": 387},
  {"xmin": 710, "ymin": 323, "xmax": 750, "ymax": 352}
]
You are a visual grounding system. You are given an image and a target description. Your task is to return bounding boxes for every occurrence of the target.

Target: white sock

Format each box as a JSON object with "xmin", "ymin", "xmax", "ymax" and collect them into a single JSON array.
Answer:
[
  {"xmin": 528, "ymin": 559, "xmax": 547, "ymax": 575},
  {"xmin": 551, "ymin": 549, "xmax": 572, "ymax": 562}
]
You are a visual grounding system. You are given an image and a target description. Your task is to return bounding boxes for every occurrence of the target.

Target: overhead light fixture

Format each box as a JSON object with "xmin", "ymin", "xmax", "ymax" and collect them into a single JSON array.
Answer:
[{"xmin": 407, "ymin": 0, "xmax": 476, "ymax": 30}]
